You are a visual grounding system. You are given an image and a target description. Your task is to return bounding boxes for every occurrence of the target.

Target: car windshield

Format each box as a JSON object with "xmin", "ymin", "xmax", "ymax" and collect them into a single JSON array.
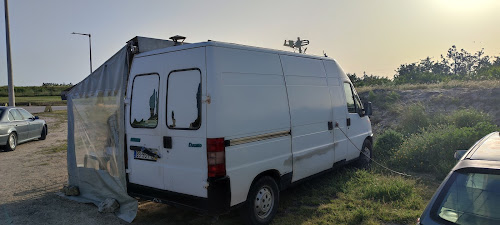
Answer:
[{"xmin": 433, "ymin": 170, "xmax": 500, "ymax": 224}]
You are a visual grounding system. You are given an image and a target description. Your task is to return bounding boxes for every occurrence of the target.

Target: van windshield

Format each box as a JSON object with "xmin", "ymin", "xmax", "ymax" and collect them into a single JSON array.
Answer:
[{"xmin": 432, "ymin": 170, "xmax": 500, "ymax": 224}]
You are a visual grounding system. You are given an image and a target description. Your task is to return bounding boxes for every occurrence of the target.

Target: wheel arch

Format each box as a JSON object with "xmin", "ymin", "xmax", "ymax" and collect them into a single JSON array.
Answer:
[
  {"xmin": 247, "ymin": 169, "xmax": 281, "ymax": 198},
  {"xmin": 8, "ymin": 128, "xmax": 17, "ymax": 135},
  {"xmin": 366, "ymin": 136, "xmax": 373, "ymax": 146}
]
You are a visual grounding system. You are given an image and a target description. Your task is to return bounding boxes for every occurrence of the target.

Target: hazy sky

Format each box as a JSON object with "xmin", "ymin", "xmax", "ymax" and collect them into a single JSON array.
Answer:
[{"xmin": 1, "ymin": 0, "xmax": 499, "ymax": 86}]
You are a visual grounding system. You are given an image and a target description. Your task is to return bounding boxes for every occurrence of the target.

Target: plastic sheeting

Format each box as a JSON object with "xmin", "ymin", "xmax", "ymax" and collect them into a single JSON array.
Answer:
[
  {"xmin": 65, "ymin": 46, "xmax": 138, "ymax": 222},
  {"xmin": 65, "ymin": 37, "xmax": 180, "ymax": 222}
]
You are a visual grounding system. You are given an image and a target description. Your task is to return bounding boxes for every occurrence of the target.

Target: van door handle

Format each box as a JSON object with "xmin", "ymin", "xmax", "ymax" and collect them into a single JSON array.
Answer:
[
  {"xmin": 163, "ymin": 136, "xmax": 172, "ymax": 149},
  {"xmin": 347, "ymin": 118, "xmax": 351, "ymax": 127},
  {"xmin": 328, "ymin": 121, "xmax": 333, "ymax": 130}
]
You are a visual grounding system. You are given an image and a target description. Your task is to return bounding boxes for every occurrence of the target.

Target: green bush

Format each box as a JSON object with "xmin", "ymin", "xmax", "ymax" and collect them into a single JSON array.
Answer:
[
  {"xmin": 364, "ymin": 90, "xmax": 400, "ymax": 110},
  {"xmin": 445, "ymin": 109, "xmax": 493, "ymax": 128},
  {"xmin": 367, "ymin": 90, "xmax": 377, "ymax": 102},
  {"xmin": 390, "ymin": 122, "xmax": 498, "ymax": 177},
  {"xmin": 387, "ymin": 91, "xmax": 400, "ymax": 103},
  {"xmin": 397, "ymin": 103, "xmax": 429, "ymax": 135},
  {"xmin": 374, "ymin": 129, "xmax": 404, "ymax": 159}
]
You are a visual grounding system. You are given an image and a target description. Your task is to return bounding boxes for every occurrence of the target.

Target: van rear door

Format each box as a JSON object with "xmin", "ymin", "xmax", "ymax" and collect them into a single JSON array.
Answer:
[
  {"xmin": 126, "ymin": 47, "xmax": 208, "ymax": 198},
  {"xmin": 126, "ymin": 72, "xmax": 164, "ymax": 190},
  {"xmin": 162, "ymin": 67, "xmax": 207, "ymax": 197}
]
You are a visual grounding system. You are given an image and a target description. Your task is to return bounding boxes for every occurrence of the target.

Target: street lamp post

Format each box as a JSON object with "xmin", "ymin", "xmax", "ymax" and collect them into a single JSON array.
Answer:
[
  {"xmin": 71, "ymin": 32, "xmax": 92, "ymax": 74},
  {"xmin": 4, "ymin": 0, "xmax": 14, "ymax": 106}
]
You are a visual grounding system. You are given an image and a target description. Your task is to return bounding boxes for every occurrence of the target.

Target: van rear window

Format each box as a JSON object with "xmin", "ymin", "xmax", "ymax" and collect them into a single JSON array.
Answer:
[
  {"xmin": 130, "ymin": 74, "xmax": 160, "ymax": 128},
  {"xmin": 166, "ymin": 69, "xmax": 201, "ymax": 130}
]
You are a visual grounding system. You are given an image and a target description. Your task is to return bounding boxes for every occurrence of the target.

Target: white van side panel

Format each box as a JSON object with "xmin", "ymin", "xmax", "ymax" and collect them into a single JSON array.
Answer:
[
  {"xmin": 280, "ymin": 55, "xmax": 335, "ymax": 182},
  {"xmin": 206, "ymin": 47, "xmax": 292, "ymax": 206}
]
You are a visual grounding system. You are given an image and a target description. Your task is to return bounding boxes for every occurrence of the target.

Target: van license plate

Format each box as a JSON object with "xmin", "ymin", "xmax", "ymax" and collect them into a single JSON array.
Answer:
[{"xmin": 133, "ymin": 150, "xmax": 158, "ymax": 161}]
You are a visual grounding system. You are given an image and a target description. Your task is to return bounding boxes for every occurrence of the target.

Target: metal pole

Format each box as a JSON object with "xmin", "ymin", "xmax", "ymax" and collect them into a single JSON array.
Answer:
[
  {"xmin": 4, "ymin": 0, "xmax": 14, "ymax": 106},
  {"xmin": 71, "ymin": 32, "xmax": 92, "ymax": 74},
  {"xmin": 88, "ymin": 34, "xmax": 92, "ymax": 73}
]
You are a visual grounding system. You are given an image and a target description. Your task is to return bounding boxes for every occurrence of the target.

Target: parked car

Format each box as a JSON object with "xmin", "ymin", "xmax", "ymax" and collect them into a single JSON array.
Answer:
[
  {"xmin": 418, "ymin": 131, "xmax": 500, "ymax": 225},
  {"xmin": 0, "ymin": 106, "xmax": 47, "ymax": 151}
]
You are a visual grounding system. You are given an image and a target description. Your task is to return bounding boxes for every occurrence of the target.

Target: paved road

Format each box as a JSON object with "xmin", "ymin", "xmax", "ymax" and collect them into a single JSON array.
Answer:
[{"xmin": 23, "ymin": 106, "xmax": 67, "ymax": 114}]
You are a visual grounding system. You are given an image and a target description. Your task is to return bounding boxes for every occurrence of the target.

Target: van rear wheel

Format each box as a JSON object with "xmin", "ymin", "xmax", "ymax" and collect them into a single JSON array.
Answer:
[{"xmin": 240, "ymin": 176, "xmax": 279, "ymax": 225}]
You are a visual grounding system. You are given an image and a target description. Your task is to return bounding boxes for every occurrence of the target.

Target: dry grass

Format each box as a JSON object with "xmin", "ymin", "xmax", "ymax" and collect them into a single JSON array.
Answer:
[{"xmin": 357, "ymin": 80, "xmax": 500, "ymax": 93}]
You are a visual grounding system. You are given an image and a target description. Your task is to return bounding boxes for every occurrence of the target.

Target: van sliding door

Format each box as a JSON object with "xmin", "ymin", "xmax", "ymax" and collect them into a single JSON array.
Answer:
[{"xmin": 280, "ymin": 55, "xmax": 335, "ymax": 182}]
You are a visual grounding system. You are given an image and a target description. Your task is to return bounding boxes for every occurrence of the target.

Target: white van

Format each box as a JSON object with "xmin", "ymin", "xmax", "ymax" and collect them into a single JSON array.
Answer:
[{"xmin": 124, "ymin": 41, "xmax": 373, "ymax": 224}]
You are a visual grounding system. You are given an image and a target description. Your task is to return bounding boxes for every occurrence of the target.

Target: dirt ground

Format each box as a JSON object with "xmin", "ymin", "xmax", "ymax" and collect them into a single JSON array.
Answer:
[{"xmin": 0, "ymin": 111, "xmax": 241, "ymax": 225}]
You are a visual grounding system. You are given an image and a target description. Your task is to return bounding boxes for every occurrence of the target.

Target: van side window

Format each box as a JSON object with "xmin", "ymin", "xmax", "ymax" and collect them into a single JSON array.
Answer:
[
  {"xmin": 166, "ymin": 69, "xmax": 201, "ymax": 130},
  {"xmin": 130, "ymin": 74, "xmax": 160, "ymax": 128},
  {"xmin": 343, "ymin": 83, "xmax": 356, "ymax": 113}
]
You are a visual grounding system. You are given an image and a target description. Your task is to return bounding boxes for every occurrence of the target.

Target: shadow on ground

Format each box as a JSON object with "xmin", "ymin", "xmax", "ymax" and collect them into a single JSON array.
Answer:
[{"xmin": 1, "ymin": 165, "xmax": 369, "ymax": 225}]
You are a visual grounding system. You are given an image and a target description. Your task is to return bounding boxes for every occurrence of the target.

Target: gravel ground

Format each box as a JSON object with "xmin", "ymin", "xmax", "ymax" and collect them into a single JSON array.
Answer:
[{"xmin": 0, "ymin": 111, "xmax": 240, "ymax": 225}]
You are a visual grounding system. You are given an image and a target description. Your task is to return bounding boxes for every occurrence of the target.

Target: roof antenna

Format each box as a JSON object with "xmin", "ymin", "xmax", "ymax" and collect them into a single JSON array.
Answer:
[
  {"xmin": 284, "ymin": 37, "xmax": 309, "ymax": 54},
  {"xmin": 170, "ymin": 35, "xmax": 186, "ymax": 46},
  {"xmin": 323, "ymin": 51, "xmax": 328, "ymax": 57}
]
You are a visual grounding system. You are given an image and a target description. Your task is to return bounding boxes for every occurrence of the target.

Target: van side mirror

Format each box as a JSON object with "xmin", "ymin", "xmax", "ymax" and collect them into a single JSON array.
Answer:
[
  {"xmin": 454, "ymin": 150, "xmax": 468, "ymax": 160},
  {"xmin": 34, "ymin": 116, "xmax": 39, "ymax": 120},
  {"xmin": 363, "ymin": 102, "xmax": 372, "ymax": 116}
]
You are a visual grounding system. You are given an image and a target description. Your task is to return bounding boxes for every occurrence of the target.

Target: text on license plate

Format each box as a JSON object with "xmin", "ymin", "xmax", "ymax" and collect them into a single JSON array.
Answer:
[{"xmin": 133, "ymin": 150, "xmax": 158, "ymax": 161}]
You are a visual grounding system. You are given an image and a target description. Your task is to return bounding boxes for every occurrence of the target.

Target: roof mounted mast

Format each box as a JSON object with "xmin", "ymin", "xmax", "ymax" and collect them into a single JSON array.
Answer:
[{"xmin": 284, "ymin": 37, "xmax": 309, "ymax": 54}]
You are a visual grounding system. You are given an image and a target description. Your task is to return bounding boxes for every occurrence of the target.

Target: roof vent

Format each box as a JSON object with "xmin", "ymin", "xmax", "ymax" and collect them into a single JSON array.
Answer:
[{"xmin": 170, "ymin": 35, "xmax": 186, "ymax": 46}]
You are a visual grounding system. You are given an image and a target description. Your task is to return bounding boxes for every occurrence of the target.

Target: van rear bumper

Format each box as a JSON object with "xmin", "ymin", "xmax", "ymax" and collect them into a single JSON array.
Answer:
[{"xmin": 127, "ymin": 176, "xmax": 231, "ymax": 215}]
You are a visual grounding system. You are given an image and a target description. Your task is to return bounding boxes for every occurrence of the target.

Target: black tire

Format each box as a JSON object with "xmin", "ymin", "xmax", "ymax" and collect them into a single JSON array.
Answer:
[
  {"xmin": 356, "ymin": 139, "xmax": 372, "ymax": 168},
  {"xmin": 39, "ymin": 125, "xmax": 47, "ymax": 140},
  {"xmin": 6, "ymin": 132, "xmax": 17, "ymax": 151},
  {"xmin": 240, "ymin": 176, "xmax": 280, "ymax": 225}
]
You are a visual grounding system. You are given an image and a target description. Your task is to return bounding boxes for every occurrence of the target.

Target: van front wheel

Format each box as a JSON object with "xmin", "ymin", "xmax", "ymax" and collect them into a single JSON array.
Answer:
[
  {"xmin": 240, "ymin": 176, "xmax": 279, "ymax": 225},
  {"xmin": 356, "ymin": 139, "xmax": 372, "ymax": 168}
]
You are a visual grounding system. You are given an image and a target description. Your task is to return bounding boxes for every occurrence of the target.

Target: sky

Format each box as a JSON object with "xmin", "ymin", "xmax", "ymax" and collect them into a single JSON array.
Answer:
[{"xmin": 0, "ymin": 0, "xmax": 500, "ymax": 86}]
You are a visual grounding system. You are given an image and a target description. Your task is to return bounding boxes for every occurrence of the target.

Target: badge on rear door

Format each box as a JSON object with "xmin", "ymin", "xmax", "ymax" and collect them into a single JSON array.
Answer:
[{"xmin": 189, "ymin": 143, "xmax": 202, "ymax": 147}]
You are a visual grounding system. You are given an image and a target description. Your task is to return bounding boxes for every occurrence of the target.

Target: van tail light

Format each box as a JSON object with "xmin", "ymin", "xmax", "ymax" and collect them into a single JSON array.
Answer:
[{"xmin": 207, "ymin": 138, "xmax": 226, "ymax": 178}]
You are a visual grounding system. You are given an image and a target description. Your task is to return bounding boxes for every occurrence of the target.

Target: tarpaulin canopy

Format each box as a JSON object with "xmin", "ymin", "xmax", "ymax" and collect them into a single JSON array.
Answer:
[{"xmin": 65, "ymin": 36, "xmax": 179, "ymax": 222}]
